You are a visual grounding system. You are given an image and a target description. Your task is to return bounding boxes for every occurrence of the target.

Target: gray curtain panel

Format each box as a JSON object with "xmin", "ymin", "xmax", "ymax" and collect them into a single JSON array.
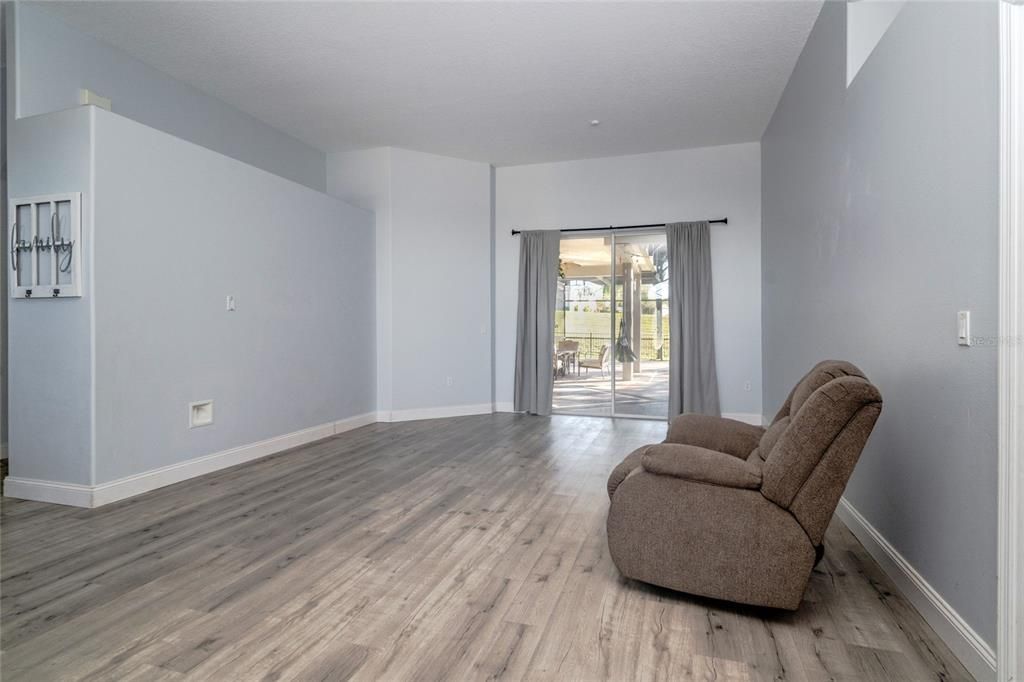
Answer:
[
  {"xmin": 514, "ymin": 230, "xmax": 561, "ymax": 415},
  {"xmin": 667, "ymin": 221, "xmax": 721, "ymax": 417}
]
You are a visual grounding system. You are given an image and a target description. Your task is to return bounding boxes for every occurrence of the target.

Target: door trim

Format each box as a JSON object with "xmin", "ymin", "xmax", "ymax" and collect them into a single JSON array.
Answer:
[
  {"xmin": 551, "ymin": 229, "xmax": 669, "ymax": 421},
  {"xmin": 998, "ymin": 2, "xmax": 1024, "ymax": 680}
]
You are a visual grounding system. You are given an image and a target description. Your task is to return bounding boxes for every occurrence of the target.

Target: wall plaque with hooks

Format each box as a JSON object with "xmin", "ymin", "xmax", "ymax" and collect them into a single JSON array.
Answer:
[{"xmin": 8, "ymin": 193, "xmax": 82, "ymax": 298}]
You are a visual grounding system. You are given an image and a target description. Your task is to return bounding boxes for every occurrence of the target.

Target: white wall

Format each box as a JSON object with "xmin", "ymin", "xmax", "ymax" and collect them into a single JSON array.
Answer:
[
  {"xmin": 10, "ymin": 3, "xmax": 326, "ymax": 191},
  {"xmin": 7, "ymin": 106, "xmax": 375, "ymax": 492},
  {"xmin": 495, "ymin": 143, "xmax": 762, "ymax": 418},
  {"xmin": 846, "ymin": 0, "xmax": 905, "ymax": 86},
  {"xmin": 327, "ymin": 147, "xmax": 493, "ymax": 418}
]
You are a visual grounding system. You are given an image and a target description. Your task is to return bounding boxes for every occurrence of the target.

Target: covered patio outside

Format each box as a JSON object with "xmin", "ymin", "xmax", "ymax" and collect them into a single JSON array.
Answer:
[
  {"xmin": 552, "ymin": 360, "xmax": 669, "ymax": 418},
  {"xmin": 553, "ymin": 234, "xmax": 670, "ymax": 419}
]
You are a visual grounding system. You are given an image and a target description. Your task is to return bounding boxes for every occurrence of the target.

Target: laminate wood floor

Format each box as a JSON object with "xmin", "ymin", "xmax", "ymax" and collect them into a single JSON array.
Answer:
[{"xmin": 1, "ymin": 414, "xmax": 971, "ymax": 681}]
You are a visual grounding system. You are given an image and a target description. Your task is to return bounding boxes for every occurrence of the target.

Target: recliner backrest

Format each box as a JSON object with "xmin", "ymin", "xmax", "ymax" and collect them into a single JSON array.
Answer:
[{"xmin": 759, "ymin": 361, "xmax": 882, "ymax": 545}]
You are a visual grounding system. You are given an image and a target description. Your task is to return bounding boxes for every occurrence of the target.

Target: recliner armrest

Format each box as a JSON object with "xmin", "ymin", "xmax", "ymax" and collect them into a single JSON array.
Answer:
[
  {"xmin": 641, "ymin": 443, "xmax": 763, "ymax": 489},
  {"xmin": 664, "ymin": 414, "xmax": 765, "ymax": 459}
]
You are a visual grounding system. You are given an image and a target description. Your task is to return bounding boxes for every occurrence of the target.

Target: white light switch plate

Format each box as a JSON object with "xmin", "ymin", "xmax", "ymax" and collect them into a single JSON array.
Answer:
[{"xmin": 957, "ymin": 310, "xmax": 971, "ymax": 346}]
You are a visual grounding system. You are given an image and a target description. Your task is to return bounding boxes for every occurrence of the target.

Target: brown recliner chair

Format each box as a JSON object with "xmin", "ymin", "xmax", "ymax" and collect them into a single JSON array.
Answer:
[{"xmin": 606, "ymin": 360, "xmax": 882, "ymax": 610}]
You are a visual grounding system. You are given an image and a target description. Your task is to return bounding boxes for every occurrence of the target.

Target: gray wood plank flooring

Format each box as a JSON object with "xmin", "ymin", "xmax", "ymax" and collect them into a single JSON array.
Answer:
[{"xmin": 1, "ymin": 414, "xmax": 971, "ymax": 680}]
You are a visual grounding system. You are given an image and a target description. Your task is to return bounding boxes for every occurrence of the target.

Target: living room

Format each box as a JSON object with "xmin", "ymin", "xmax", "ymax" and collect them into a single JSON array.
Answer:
[{"xmin": 2, "ymin": 2, "xmax": 1022, "ymax": 680}]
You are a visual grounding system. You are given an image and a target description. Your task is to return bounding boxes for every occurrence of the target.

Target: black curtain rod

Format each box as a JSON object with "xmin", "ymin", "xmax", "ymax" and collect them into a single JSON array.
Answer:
[{"xmin": 510, "ymin": 218, "xmax": 727, "ymax": 236}]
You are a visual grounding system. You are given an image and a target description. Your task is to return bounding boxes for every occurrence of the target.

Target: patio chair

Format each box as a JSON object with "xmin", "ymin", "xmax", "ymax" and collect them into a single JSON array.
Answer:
[
  {"xmin": 580, "ymin": 344, "xmax": 610, "ymax": 377},
  {"xmin": 557, "ymin": 340, "xmax": 580, "ymax": 376}
]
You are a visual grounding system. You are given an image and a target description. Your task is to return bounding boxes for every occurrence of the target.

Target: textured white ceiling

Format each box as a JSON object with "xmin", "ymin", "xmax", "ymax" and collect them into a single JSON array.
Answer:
[{"xmin": 44, "ymin": 1, "xmax": 822, "ymax": 166}]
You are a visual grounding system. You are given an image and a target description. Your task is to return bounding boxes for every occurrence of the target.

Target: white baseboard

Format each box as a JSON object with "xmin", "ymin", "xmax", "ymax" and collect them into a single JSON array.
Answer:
[
  {"xmin": 378, "ymin": 403, "xmax": 494, "ymax": 423},
  {"xmin": 491, "ymin": 407, "xmax": 761, "ymax": 422},
  {"xmin": 835, "ymin": 498, "xmax": 997, "ymax": 681},
  {"xmin": 3, "ymin": 405, "xmax": 757, "ymax": 508},
  {"xmin": 3, "ymin": 477, "xmax": 94, "ymax": 507},
  {"xmin": 3, "ymin": 412, "xmax": 378, "ymax": 508},
  {"xmin": 333, "ymin": 412, "xmax": 379, "ymax": 433},
  {"xmin": 722, "ymin": 412, "xmax": 764, "ymax": 426}
]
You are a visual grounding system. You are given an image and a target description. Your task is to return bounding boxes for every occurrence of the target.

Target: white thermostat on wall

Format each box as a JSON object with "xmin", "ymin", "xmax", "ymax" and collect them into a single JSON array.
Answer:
[{"xmin": 8, "ymin": 192, "xmax": 83, "ymax": 299}]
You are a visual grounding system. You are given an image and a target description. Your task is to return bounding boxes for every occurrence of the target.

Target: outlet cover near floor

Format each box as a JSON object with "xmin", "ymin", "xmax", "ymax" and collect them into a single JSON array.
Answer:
[{"xmin": 189, "ymin": 400, "xmax": 214, "ymax": 428}]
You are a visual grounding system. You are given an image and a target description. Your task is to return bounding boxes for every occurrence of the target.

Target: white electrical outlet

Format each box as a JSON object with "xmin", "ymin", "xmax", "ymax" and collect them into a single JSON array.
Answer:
[
  {"xmin": 445, "ymin": 376, "xmax": 454, "ymax": 387},
  {"xmin": 226, "ymin": 295, "xmax": 236, "ymax": 312},
  {"xmin": 743, "ymin": 381, "xmax": 752, "ymax": 392},
  {"xmin": 189, "ymin": 400, "xmax": 214, "ymax": 428}
]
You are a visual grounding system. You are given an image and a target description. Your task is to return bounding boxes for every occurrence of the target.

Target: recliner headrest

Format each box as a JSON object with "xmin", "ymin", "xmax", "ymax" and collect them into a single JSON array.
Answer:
[{"xmin": 785, "ymin": 360, "xmax": 868, "ymax": 418}]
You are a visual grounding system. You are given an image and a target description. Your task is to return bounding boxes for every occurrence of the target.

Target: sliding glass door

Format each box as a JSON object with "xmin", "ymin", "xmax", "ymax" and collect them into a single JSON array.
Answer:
[
  {"xmin": 552, "ymin": 231, "xmax": 669, "ymax": 419},
  {"xmin": 553, "ymin": 237, "xmax": 613, "ymax": 416},
  {"xmin": 611, "ymin": 232, "xmax": 669, "ymax": 418}
]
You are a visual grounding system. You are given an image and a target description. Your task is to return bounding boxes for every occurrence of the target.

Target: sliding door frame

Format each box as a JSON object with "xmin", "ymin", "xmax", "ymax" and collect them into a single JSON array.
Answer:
[
  {"xmin": 551, "ymin": 228, "xmax": 668, "ymax": 421},
  {"xmin": 552, "ymin": 230, "xmax": 616, "ymax": 419},
  {"xmin": 610, "ymin": 232, "xmax": 618, "ymax": 417}
]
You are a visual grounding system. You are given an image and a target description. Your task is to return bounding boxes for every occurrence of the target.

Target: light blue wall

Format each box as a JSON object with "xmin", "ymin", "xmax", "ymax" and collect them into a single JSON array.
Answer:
[
  {"xmin": 7, "ymin": 106, "xmax": 95, "ymax": 484},
  {"xmin": 326, "ymin": 147, "xmax": 493, "ymax": 416},
  {"xmin": 7, "ymin": 106, "xmax": 374, "ymax": 487},
  {"xmin": 91, "ymin": 109, "xmax": 374, "ymax": 483},
  {"xmin": 11, "ymin": 3, "xmax": 326, "ymax": 192},
  {"xmin": 388, "ymin": 148, "xmax": 492, "ymax": 412},
  {"xmin": 761, "ymin": 2, "xmax": 998, "ymax": 644}
]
